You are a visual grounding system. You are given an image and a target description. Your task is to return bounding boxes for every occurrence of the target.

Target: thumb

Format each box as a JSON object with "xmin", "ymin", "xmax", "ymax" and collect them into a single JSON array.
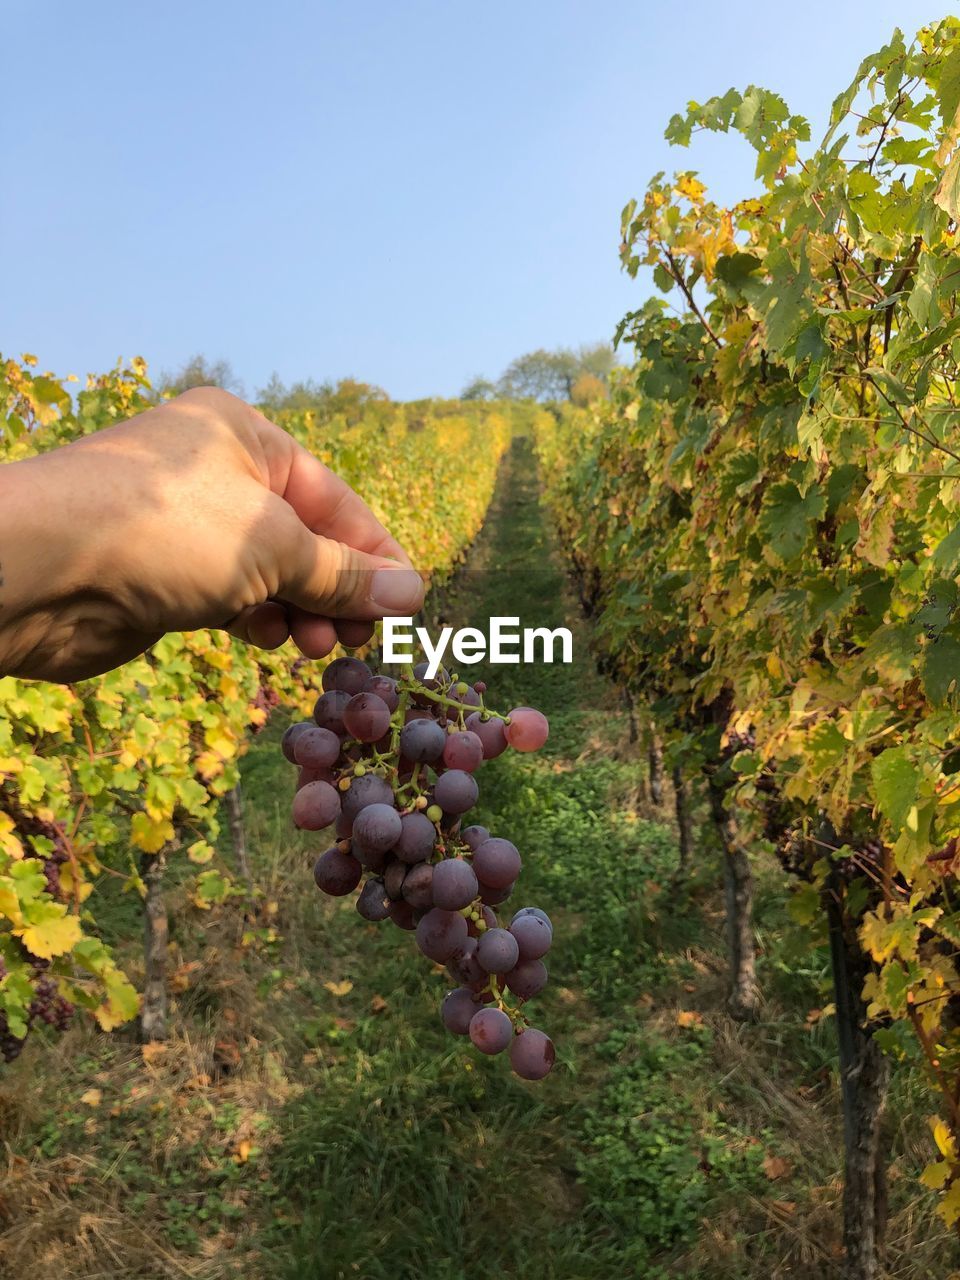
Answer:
[{"xmin": 276, "ymin": 504, "xmax": 425, "ymax": 620}]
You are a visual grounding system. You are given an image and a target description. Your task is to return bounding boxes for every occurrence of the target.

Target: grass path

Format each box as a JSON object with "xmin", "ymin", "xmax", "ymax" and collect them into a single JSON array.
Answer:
[{"xmin": 253, "ymin": 438, "xmax": 808, "ymax": 1279}]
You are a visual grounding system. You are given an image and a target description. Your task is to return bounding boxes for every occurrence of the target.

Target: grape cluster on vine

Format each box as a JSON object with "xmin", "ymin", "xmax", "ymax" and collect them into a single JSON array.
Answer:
[{"xmin": 281, "ymin": 656, "xmax": 556, "ymax": 1080}]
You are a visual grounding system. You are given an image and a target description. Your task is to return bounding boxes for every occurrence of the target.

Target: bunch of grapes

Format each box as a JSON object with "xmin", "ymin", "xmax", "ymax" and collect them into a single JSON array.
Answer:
[
  {"xmin": 281, "ymin": 656, "xmax": 556, "ymax": 1080},
  {"xmin": 0, "ymin": 955, "xmax": 75, "ymax": 1062}
]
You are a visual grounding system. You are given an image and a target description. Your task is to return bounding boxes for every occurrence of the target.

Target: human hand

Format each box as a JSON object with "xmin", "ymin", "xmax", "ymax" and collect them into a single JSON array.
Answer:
[{"xmin": 0, "ymin": 387, "xmax": 424, "ymax": 682}]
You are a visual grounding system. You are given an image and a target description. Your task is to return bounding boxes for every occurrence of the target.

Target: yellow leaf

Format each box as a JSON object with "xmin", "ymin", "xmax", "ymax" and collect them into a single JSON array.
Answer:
[
  {"xmin": 187, "ymin": 840, "xmax": 215, "ymax": 865},
  {"xmin": 676, "ymin": 1010, "xmax": 703, "ymax": 1028},
  {"xmin": 22, "ymin": 353, "xmax": 38, "ymax": 366},
  {"xmin": 931, "ymin": 1116, "xmax": 958, "ymax": 1161},
  {"xmin": 17, "ymin": 910, "xmax": 81, "ymax": 959},
  {"xmin": 130, "ymin": 812, "xmax": 173, "ymax": 853},
  {"xmin": 235, "ymin": 1139, "xmax": 252, "ymax": 1163},
  {"xmin": 141, "ymin": 1041, "xmax": 168, "ymax": 1064},
  {"xmin": 324, "ymin": 979, "xmax": 353, "ymax": 998},
  {"xmin": 80, "ymin": 1088, "xmax": 102, "ymax": 1107},
  {"xmin": 940, "ymin": 1178, "xmax": 960, "ymax": 1228},
  {"xmin": 921, "ymin": 1159, "xmax": 951, "ymax": 1190}
]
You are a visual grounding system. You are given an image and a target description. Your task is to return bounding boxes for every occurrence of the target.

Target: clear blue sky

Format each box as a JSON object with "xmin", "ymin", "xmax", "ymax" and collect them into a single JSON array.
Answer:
[{"xmin": 2, "ymin": 1, "xmax": 943, "ymax": 400}]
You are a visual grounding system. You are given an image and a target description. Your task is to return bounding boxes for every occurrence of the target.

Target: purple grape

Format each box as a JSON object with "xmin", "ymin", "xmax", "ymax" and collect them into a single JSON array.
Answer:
[
  {"xmin": 352, "ymin": 803, "xmax": 402, "ymax": 854},
  {"xmin": 465, "ymin": 712, "xmax": 508, "ymax": 759},
  {"xmin": 313, "ymin": 689, "xmax": 351, "ymax": 735},
  {"xmin": 448, "ymin": 937, "xmax": 487, "ymax": 988},
  {"xmin": 388, "ymin": 899, "xmax": 417, "ymax": 931},
  {"xmin": 473, "ymin": 838, "xmax": 521, "ymax": 889},
  {"xmin": 431, "ymin": 858, "xmax": 479, "ymax": 911},
  {"xmin": 468, "ymin": 1007, "xmax": 513, "ymax": 1055},
  {"xmin": 342, "ymin": 773, "xmax": 394, "ymax": 820},
  {"xmin": 357, "ymin": 876, "xmax": 391, "ymax": 921},
  {"xmin": 509, "ymin": 1028, "xmax": 555, "ymax": 1079},
  {"xmin": 461, "ymin": 825, "xmax": 490, "ymax": 852},
  {"xmin": 505, "ymin": 958, "xmax": 548, "ymax": 1000},
  {"xmin": 394, "ymin": 811, "xmax": 437, "ymax": 864},
  {"xmin": 399, "ymin": 719, "xmax": 446, "ymax": 763},
  {"xmin": 477, "ymin": 927, "xmax": 520, "ymax": 974},
  {"xmin": 343, "ymin": 692, "xmax": 392, "ymax": 743},
  {"xmin": 362, "ymin": 674, "xmax": 399, "ymax": 712},
  {"xmin": 442, "ymin": 731, "xmax": 484, "ymax": 773},
  {"xmin": 509, "ymin": 914, "xmax": 552, "ymax": 961},
  {"xmin": 322, "ymin": 656, "xmax": 372, "ymax": 695},
  {"xmin": 384, "ymin": 859, "xmax": 407, "ymax": 900},
  {"xmin": 478, "ymin": 880, "xmax": 515, "ymax": 906},
  {"xmin": 282, "ymin": 720, "xmax": 313, "ymax": 763},
  {"xmin": 433, "ymin": 770, "xmax": 478, "ymax": 815},
  {"xmin": 292, "ymin": 780, "xmax": 341, "ymax": 830},
  {"xmin": 415, "ymin": 908, "xmax": 468, "ymax": 962},
  {"xmin": 298, "ymin": 764, "xmax": 335, "ymax": 791},
  {"xmin": 313, "ymin": 847, "xmax": 362, "ymax": 896},
  {"xmin": 402, "ymin": 862, "xmax": 435, "ymax": 909},
  {"xmin": 293, "ymin": 726, "xmax": 341, "ymax": 769},
  {"xmin": 441, "ymin": 987, "xmax": 481, "ymax": 1035},
  {"xmin": 511, "ymin": 906, "xmax": 553, "ymax": 931}
]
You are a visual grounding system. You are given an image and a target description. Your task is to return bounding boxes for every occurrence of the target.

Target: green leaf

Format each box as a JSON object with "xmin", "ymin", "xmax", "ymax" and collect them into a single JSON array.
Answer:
[
  {"xmin": 923, "ymin": 631, "xmax": 960, "ymax": 707},
  {"xmin": 871, "ymin": 748, "xmax": 919, "ymax": 831},
  {"xmin": 758, "ymin": 481, "xmax": 825, "ymax": 563}
]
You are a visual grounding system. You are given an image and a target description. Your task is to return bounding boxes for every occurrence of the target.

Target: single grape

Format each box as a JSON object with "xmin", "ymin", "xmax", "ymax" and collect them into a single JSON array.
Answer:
[
  {"xmin": 441, "ymin": 987, "xmax": 480, "ymax": 1036},
  {"xmin": 394, "ymin": 811, "xmax": 436, "ymax": 863},
  {"xmin": 322, "ymin": 656, "xmax": 372, "ymax": 695},
  {"xmin": 434, "ymin": 770, "xmax": 478, "ymax": 815},
  {"xmin": 335, "ymin": 811, "xmax": 354, "ymax": 838},
  {"xmin": 465, "ymin": 712, "xmax": 508, "ymax": 759},
  {"xmin": 505, "ymin": 707, "xmax": 549, "ymax": 753},
  {"xmin": 478, "ymin": 880, "xmax": 515, "ymax": 906},
  {"xmin": 362, "ymin": 674, "xmax": 399, "ymax": 712},
  {"xmin": 461, "ymin": 824, "xmax": 490, "ymax": 851},
  {"xmin": 313, "ymin": 847, "xmax": 362, "ymax": 896},
  {"xmin": 509, "ymin": 914, "xmax": 552, "ymax": 961},
  {"xmin": 297, "ymin": 764, "xmax": 335, "ymax": 791},
  {"xmin": 342, "ymin": 773, "xmax": 394, "ymax": 820},
  {"xmin": 357, "ymin": 876, "xmax": 392, "ymax": 921},
  {"xmin": 416, "ymin": 908, "xmax": 468, "ymax": 962},
  {"xmin": 477, "ymin": 927, "xmax": 520, "ymax": 974},
  {"xmin": 401, "ymin": 862, "xmax": 435, "ymax": 909},
  {"xmin": 343, "ymin": 692, "xmax": 392, "ymax": 743},
  {"xmin": 448, "ymin": 937, "xmax": 486, "ymax": 987},
  {"xmin": 413, "ymin": 661, "xmax": 449, "ymax": 691},
  {"xmin": 294, "ymin": 726, "xmax": 341, "ymax": 769},
  {"xmin": 384, "ymin": 859, "xmax": 407, "ymax": 901},
  {"xmin": 431, "ymin": 858, "xmax": 479, "ymax": 911},
  {"xmin": 352, "ymin": 802, "xmax": 402, "ymax": 853},
  {"xmin": 388, "ymin": 899, "xmax": 417, "ymax": 931},
  {"xmin": 509, "ymin": 1028, "xmax": 555, "ymax": 1079},
  {"xmin": 442, "ymin": 731, "xmax": 484, "ymax": 772},
  {"xmin": 293, "ymin": 780, "xmax": 341, "ymax": 830},
  {"xmin": 473, "ymin": 838, "xmax": 521, "ymax": 889},
  {"xmin": 282, "ymin": 720, "xmax": 313, "ymax": 763},
  {"xmin": 505, "ymin": 958, "xmax": 548, "ymax": 1000},
  {"xmin": 313, "ymin": 689, "xmax": 351, "ymax": 735},
  {"xmin": 511, "ymin": 906, "xmax": 553, "ymax": 932},
  {"xmin": 468, "ymin": 1007, "xmax": 513, "ymax": 1055},
  {"xmin": 399, "ymin": 718, "xmax": 446, "ymax": 763}
]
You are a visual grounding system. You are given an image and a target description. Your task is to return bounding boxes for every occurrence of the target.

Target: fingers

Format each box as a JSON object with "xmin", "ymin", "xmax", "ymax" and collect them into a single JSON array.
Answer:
[
  {"xmin": 251, "ymin": 411, "xmax": 414, "ymax": 568},
  {"xmin": 227, "ymin": 602, "xmax": 290, "ymax": 649},
  {"xmin": 272, "ymin": 497, "xmax": 425, "ymax": 621}
]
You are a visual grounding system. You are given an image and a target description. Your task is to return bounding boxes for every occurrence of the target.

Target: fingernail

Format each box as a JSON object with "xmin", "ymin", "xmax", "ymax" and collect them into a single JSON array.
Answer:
[{"xmin": 370, "ymin": 567, "xmax": 424, "ymax": 613}]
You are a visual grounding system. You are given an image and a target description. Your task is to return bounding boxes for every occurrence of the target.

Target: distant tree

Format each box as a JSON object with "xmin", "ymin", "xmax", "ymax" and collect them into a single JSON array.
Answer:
[
  {"xmin": 255, "ymin": 374, "xmax": 390, "ymax": 424},
  {"xmin": 496, "ymin": 342, "xmax": 618, "ymax": 402},
  {"xmin": 461, "ymin": 376, "xmax": 497, "ymax": 401},
  {"xmin": 160, "ymin": 354, "xmax": 244, "ymax": 398},
  {"xmin": 570, "ymin": 372, "xmax": 607, "ymax": 406}
]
